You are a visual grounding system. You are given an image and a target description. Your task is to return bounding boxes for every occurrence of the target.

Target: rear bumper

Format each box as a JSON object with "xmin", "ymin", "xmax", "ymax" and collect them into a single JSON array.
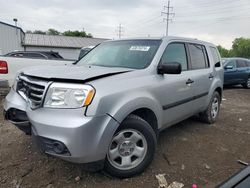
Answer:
[{"xmin": 4, "ymin": 88, "xmax": 120, "ymax": 164}]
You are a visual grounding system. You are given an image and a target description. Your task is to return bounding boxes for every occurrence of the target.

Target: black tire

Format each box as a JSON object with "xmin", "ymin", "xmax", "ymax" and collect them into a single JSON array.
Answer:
[
  {"xmin": 104, "ymin": 114, "xmax": 157, "ymax": 178},
  {"xmin": 242, "ymin": 77, "xmax": 250, "ymax": 89},
  {"xmin": 199, "ymin": 91, "xmax": 221, "ymax": 124}
]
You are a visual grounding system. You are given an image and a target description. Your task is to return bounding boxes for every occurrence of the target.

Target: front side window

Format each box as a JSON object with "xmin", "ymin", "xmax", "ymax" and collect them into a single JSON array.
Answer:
[
  {"xmin": 161, "ymin": 43, "xmax": 188, "ymax": 71},
  {"xmin": 226, "ymin": 60, "xmax": 236, "ymax": 68},
  {"xmin": 76, "ymin": 40, "xmax": 161, "ymax": 69},
  {"xmin": 189, "ymin": 44, "xmax": 208, "ymax": 70}
]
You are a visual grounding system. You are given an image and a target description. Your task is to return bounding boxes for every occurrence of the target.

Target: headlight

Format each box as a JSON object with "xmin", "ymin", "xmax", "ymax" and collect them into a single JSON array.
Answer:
[{"xmin": 44, "ymin": 83, "xmax": 95, "ymax": 108}]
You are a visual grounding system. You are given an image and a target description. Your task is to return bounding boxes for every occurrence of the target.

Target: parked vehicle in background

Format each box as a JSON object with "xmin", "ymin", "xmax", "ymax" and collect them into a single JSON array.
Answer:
[
  {"xmin": 78, "ymin": 46, "xmax": 95, "ymax": 60},
  {"xmin": 0, "ymin": 56, "xmax": 74, "ymax": 87},
  {"xmin": 4, "ymin": 37, "xmax": 223, "ymax": 178},
  {"xmin": 222, "ymin": 57, "xmax": 250, "ymax": 88},
  {"xmin": 5, "ymin": 51, "xmax": 64, "ymax": 60}
]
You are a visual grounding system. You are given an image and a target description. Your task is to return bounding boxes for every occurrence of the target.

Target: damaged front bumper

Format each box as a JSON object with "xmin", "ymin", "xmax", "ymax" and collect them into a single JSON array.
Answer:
[
  {"xmin": 4, "ymin": 108, "xmax": 31, "ymax": 135},
  {"xmin": 3, "ymin": 88, "xmax": 120, "ymax": 164}
]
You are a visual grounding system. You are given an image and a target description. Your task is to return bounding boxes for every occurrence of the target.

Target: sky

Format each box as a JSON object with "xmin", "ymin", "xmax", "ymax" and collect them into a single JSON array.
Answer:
[{"xmin": 0, "ymin": 0, "xmax": 250, "ymax": 49}]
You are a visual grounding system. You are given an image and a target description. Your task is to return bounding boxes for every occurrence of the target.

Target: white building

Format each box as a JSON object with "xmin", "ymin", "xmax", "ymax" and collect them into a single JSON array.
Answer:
[
  {"xmin": 0, "ymin": 21, "xmax": 107, "ymax": 60},
  {"xmin": 0, "ymin": 21, "xmax": 25, "ymax": 55}
]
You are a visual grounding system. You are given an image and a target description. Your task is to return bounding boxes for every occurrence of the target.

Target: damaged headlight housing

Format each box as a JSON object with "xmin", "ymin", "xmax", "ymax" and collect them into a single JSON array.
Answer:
[{"xmin": 44, "ymin": 83, "xmax": 95, "ymax": 108}]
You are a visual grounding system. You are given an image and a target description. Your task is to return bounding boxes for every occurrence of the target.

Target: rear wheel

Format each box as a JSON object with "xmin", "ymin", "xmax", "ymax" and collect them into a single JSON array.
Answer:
[
  {"xmin": 200, "ymin": 91, "xmax": 221, "ymax": 124},
  {"xmin": 104, "ymin": 114, "xmax": 156, "ymax": 178},
  {"xmin": 242, "ymin": 77, "xmax": 250, "ymax": 89}
]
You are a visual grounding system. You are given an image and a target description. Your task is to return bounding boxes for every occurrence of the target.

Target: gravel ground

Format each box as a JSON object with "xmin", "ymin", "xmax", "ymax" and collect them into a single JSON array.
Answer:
[{"xmin": 0, "ymin": 87, "xmax": 250, "ymax": 188}]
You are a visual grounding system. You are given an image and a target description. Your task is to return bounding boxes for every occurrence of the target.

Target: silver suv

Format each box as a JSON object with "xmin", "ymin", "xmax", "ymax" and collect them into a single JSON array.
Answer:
[{"xmin": 4, "ymin": 37, "xmax": 223, "ymax": 178}]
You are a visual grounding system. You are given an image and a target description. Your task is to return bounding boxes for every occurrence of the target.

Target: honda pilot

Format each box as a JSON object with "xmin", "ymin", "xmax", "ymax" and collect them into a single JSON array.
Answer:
[{"xmin": 4, "ymin": 37, "xmax": 224, "ymax": 178}]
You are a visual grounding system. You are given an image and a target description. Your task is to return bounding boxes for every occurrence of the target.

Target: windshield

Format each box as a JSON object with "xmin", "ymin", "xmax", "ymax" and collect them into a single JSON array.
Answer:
[
  {"xmin": 221, "ymin": 58, "xmax": 228, "ymax": 65},
  {"xmin": 76, "ymin": 40, "xmax": 161, "ymax": 69}
]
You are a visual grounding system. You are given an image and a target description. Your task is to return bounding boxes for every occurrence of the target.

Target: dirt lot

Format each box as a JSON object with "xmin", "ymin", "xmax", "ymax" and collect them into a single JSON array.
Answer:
[{"xmin": 0, "ymin": 87, "xmax": 250, "ymax": 188}]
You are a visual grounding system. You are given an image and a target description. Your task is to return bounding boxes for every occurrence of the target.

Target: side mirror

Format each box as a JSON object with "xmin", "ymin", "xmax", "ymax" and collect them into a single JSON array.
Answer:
[
  {"xmin": 157, "ymin": 62, "xmax": 182, "ymax": 74},
  {"xmin": 225, "ymin": 65, "xmax": 233, "ymax": 70}
]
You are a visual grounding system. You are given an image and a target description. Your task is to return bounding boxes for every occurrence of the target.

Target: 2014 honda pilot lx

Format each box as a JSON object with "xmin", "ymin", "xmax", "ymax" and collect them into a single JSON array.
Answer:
[{"xmin": 4, "ymin": 37, "xmax": 224, "ymax": 178}]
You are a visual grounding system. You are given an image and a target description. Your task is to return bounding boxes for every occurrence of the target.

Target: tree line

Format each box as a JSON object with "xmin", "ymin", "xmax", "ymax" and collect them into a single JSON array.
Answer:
[
  {"xmin": 217, "ymin": 37, "xmax": 250, "ymax": 58},
  {"xmin": 26, "ymin": 28, "xmax": 93, "ymax": 38}
]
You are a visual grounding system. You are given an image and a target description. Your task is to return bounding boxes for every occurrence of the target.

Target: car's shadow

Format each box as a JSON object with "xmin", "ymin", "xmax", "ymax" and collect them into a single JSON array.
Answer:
[{"xmin": 223, "ymin": 85, "xmax": 245, "ymax": 90}]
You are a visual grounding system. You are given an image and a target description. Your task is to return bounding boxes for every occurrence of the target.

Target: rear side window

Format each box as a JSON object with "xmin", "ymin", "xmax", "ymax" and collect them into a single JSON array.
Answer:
[
  {"xmin": 161, "ymin": 43, "xmax": 188, "ymax": 71},
  {"xmin": 210, "ymin": 47, "xmax": 220, "ymax": 64},
  {"xmin": 188, "ymin": 44, "xmax": 208, "ymax": 70},
  {"xmin": 236, "ymin": 60, "xmax": 247, "ymax": 68}
]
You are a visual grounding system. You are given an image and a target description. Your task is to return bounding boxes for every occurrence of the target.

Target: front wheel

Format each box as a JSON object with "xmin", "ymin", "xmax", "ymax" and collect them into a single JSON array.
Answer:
[
  {"xmin": 104, "ymin": 114, "xmax": 156, "ymax": 178},
  {"xmin": 242, "ymin": 77, "xmax": 250, "ymax": 89},
  {"xmin": 199, "ymin": 91, "xmax": 221, "ymax": 124}
]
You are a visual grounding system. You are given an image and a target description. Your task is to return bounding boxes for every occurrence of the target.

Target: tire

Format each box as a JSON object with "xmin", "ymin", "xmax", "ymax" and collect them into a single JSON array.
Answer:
[
  {"xmin": 199, "ymin": 91, "xmax": 221, "ymax": 124},
  {"xmin": 242, "ymin": 77, "xmax": 250, "ymax": 89},
  {"xmin": 104, "ymin": 114, "xmax": 157, "ymax": 178}
]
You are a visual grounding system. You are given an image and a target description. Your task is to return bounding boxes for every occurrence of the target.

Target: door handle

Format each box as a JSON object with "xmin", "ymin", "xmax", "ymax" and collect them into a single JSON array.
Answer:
[
  {"xmin": 186, "ymin": 79, "xmax": 194, "ymax": 85},
  {"xmin": 209, "ymin": 74, "xmax": 214, "ymax": 79}
]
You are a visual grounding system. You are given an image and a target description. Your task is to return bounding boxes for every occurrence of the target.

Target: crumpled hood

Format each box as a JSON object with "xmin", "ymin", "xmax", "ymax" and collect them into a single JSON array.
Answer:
[{"xmin": 21, "ymin": 64, "xmax": 132, "ymax": 82}]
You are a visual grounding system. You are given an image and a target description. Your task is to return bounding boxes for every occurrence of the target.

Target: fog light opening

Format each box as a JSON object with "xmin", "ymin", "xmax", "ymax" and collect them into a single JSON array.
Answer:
[{"xmin": 52, "ymin": 142, "xmax": 65, "ymax": 154}]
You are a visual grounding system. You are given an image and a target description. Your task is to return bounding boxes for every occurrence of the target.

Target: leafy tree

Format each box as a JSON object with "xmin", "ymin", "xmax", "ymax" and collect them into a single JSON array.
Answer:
[
  {"xmin": 25, "ymin": 29, "xmax": 93, "ymax": 38},
  {"xmin": 26, "ymin": 30, "xmax": 32, "ymax": 34},
  {"xmin": 231, "ymin": 37, "xmax": 250, "ymax": 58},
  {"xmin": 32, "ymin": 30, "xmax": 46, "ymax": 35},
  {"xmin": 47, "ymin": 28, "xmax": 60, "ymax": 35},
  {"xmin": 62, "ymin": 30, "xmax": 92, "ymax": 38},
  {"xmin": 218, "ymin": 37, "xmax": 250, "ymax": 58},
  {"xmin": 217, "ymin": 45, "xmax": 231, "ymax": 57},
  {"xmin": 86, "ymin": 33, "xmax": 93, "ymax": 38}
]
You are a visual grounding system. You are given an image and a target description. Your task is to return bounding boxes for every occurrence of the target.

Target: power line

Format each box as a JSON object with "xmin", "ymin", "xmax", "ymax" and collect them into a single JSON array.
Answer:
[{"xmin": 161, "ymin": 0, "xmax": 175, "ymax": 36}]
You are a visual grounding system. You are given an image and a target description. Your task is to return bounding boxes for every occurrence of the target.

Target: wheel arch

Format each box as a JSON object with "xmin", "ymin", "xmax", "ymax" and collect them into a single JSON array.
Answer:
[
  {"xmin": 111, "ymin": 97, "xmax": 162, "ymax": 136},
  {"xmin": 215, "ymin": 86, "xmax": 222, "ymax": 100}
]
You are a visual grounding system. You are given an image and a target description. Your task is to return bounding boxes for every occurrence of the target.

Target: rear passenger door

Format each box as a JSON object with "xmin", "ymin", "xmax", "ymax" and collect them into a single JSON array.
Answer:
[{"xmin": 187, "ymin": 43, "xmax": 212, "ymax": 111}]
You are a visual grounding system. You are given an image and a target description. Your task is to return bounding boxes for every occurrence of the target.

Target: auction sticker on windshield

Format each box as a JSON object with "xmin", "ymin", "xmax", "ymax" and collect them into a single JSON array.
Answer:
[{"xmin": 129, "ymin": 46, "xmax": 150, "ymax": 51}]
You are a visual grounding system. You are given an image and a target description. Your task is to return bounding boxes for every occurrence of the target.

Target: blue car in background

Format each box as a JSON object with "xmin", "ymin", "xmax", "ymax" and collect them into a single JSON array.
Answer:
[{"xmin": 222, "ymin": 58, "xmax": 250, "ymax": 89}]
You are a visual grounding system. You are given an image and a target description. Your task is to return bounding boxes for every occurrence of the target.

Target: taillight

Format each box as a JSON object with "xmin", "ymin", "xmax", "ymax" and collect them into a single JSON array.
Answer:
[{"xmin": 0, "ymin": 60, "xmax": 8, "ymax": 74}]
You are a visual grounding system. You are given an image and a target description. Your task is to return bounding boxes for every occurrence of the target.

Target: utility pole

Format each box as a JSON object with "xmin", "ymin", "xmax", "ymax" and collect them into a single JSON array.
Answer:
[
  {"xmin": 161, "ymin": 0, "xmax": 174, "ymax": 36},
  {"xmin": 116, "ymin": 24, "xmax": 124, "ymax": 39},
  {"xmin": 13, "ymin": 18, "xmax": 18, "ymax": 35}
]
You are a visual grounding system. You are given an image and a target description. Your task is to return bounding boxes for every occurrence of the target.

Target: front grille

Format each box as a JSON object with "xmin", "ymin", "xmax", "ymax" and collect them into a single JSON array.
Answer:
[{"xmin": 17, "ymin": 75, "xmax": 49, "ymax": 109}]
